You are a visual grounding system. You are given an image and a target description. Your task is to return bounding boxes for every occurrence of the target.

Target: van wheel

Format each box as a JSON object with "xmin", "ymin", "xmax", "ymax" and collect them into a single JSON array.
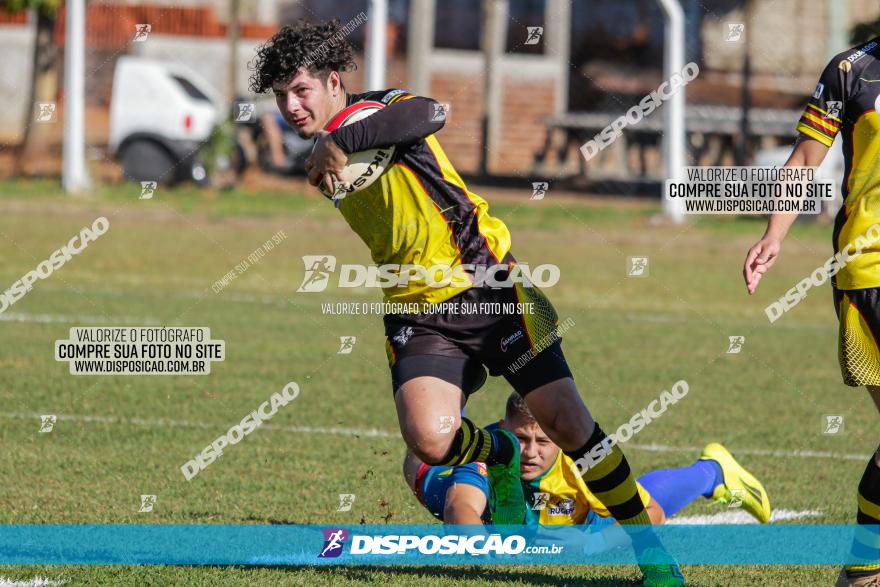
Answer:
[{"xmin": 119, "ymin": 139, "xmax": 178, "ymax": 185}]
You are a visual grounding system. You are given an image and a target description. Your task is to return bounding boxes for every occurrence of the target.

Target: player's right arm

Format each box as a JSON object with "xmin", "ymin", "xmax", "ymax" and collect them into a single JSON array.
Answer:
[
  {"xmin": 743, "ymin": 53, "xmax": 849, "ymax": 294},
  {"xmin": 743, "ymin": 137, "xmax": 830, "ymax": 294}
]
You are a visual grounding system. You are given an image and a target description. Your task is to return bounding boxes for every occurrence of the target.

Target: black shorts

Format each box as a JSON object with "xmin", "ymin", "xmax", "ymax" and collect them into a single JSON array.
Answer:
[
  {"xmin": 833, "ymin": 286, "xmax": 880, "ymax": 387},
  {"xmin": 383, "ymin": 254, "xmax": 573, "ymax": 397}
]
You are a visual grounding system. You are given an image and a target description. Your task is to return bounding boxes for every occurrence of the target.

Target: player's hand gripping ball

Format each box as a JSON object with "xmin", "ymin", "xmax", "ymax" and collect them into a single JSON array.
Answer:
[{"xmin": 310, "ymin": 101, "xmax": 396, "ymax": 201}]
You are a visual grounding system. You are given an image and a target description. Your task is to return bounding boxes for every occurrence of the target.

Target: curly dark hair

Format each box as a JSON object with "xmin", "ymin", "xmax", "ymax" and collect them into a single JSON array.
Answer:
[{"xmin": 248, "ymin": 20, "xmax": 357, "ymax": 94}]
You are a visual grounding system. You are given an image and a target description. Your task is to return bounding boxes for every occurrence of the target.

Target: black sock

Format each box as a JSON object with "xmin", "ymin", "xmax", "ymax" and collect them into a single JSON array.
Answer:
[
  {"xmin": 848, "ymin": 454, "xmax": 880, "ymax": 572},
  {"xmin": 485, "ymin": 428, "xmax": 514, "ymax": 466}
]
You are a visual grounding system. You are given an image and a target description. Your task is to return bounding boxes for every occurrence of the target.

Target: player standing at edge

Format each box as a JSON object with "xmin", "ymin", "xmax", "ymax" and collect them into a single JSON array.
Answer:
[
  {"xmin": 250, "ymin": 21, "xmax": 683, "ymax": 585},
  {"xmin": 743, "ymin": 37, "xmax": 880, "ymax": 587}
]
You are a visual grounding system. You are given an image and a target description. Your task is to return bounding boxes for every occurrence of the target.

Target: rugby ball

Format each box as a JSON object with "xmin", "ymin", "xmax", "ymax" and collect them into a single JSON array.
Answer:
[{"xmin": 317, "ymin": 101, "xmax": 396, "ymax": 200}]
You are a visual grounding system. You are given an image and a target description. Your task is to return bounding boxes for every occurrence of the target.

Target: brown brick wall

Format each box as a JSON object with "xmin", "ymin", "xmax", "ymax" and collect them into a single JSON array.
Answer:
[
  {"xmin": 346, "ymin": 60, "xmax": 556, "ymax": 176},
  {"xmin": 496, "ymin": 78, "xmax": 554, "ymax": 175},
  {"xmin": 429, "ymin": 72, "xmax": 485, "ymax": 175},
  {"xmin": 422, "ymin": 71, "xmax": 555, "ymax": 176}
]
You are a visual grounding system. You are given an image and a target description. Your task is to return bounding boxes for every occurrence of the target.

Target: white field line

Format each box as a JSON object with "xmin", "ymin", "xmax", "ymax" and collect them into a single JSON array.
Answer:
[
  {"xmin": 668, "ymin": 509, "xmax": 823, "ymax": 525},
  {"xmin": 0, "ymin": 312, "xmax": 161, "ymax": 325},
  {"xmin": 0, "ymin": 412, "xmax": 397, "ymax": 439},
  {"xmin": 1, "ymin": 412, "xmax": 870, "ymax": 462},
  {"xmin": 627, "ymin": 442, "xmax": 871, "ymax": 463},
  {"xmin": 0, "ymin": 578, "xmax": 67, "ymax": 587}
]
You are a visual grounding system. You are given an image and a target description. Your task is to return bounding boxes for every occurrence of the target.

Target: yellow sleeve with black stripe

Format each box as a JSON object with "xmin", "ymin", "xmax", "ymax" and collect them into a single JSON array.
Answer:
[{"xmin": 796, "ymin": 58, "xmax": 850, "ymax": 147}]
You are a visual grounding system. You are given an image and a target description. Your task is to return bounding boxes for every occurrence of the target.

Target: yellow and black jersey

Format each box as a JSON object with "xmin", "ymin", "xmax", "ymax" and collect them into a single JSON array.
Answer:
[
  {"xmin": 797, "ymin": 38, "xmax": 880, "ymax": 289},
  {"xmin": 520, "ymin": 450, "xmax": 652, "ymax": 525},
  {"xmin": 328, "ymin": 88, "xmax": 512, "ymax": 305}
]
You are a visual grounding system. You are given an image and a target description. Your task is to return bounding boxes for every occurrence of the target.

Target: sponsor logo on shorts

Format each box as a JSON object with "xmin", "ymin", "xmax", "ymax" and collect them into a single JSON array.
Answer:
[{"xmin": 500, "ymin": 330, "xmax": 524, "ymax": 352}]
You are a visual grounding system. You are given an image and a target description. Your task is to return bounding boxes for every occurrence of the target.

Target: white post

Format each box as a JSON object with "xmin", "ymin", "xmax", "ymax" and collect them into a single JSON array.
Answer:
[
  {"xmin": 481, "ymin": 0, "xmax": 507, "ymax": 174},
  {"xmin": 657, "ymin": 0, "xmax": 685, "ymax": 223},
  {"xmin": 545, "ymin": 0, "xmax": 571, "ymax": 116},
  {"xmin": 827, "ymin": 0, "xmax": 847, "ymax": 59},
  {"xmin": 62, "ymin": 0, "xmax": 90, "ymax": 193},
  {"xmin": 407, "ymin": 0, "xmax": 434, "ymax": 96},
  {"xmin": 366, "ymin": 0, "xmax": 388, "ymax": 91}
]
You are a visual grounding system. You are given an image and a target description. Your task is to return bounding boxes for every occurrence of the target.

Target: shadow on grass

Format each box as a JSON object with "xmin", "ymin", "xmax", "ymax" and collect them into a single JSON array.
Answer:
[{"xmin": 233, "ymin": 564, "xmax": 641, "ymax": 586}]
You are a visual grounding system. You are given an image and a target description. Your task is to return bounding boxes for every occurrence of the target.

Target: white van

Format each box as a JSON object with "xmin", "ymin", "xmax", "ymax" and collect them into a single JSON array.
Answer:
[{"xmin": 109, "ymin": 56, "xmax": 221, "ymax": 185}]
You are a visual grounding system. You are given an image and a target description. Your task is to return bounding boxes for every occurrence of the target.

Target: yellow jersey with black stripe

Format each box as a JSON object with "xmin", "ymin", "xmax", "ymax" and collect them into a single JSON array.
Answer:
[
  {"xmin": 521, "ymin": 451, "xmax": 652, "ymax": 525},
  {"xmin": 335, "ymin": 89, "xmax": 512, "ymax": 305},
  {"xmin": 797, "ymin": 38, "xmax": 880, "ymax": 289}
]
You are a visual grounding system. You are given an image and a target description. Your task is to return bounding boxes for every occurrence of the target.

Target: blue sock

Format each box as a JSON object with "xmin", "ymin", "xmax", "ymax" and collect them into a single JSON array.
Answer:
[{"xmin": 637, "ymin": 459, "xmax": 724, "ymax": 518}]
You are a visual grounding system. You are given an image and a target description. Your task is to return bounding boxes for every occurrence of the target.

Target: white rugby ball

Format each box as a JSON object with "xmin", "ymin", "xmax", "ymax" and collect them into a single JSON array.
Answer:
[{"xmin": 318, "ymin": 101, "xmax": 396, "ymax": 200}]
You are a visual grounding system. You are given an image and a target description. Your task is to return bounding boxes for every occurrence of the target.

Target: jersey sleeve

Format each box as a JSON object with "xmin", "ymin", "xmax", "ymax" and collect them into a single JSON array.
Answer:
[
  {"xmin": 796, "ymin": 58, "xmax": 851, "ymax": 147},
  {"xmin": 353, "ymin": 88, "xmax": 418, "ymax": 106},
  {"xmin": 333, "ymin": 88, "xmax": 444, "ymax": 153}
]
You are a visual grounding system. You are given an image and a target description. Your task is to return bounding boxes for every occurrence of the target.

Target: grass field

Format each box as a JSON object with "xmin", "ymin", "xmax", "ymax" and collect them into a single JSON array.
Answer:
[{"xmin": 0, "ymin": 178, "xmax": 875, "ymax": 586}]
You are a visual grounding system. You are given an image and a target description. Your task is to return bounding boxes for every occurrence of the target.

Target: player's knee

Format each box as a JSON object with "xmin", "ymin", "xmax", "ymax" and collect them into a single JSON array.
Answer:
[{"xmin": 409, "ymin": 437, "xmax": 453, "ymax": 466}]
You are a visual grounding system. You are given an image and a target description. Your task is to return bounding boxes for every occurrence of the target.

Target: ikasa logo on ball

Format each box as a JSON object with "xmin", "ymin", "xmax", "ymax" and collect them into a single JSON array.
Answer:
[{"xmin": 319, "ymin": 528, "xmax": 349, "ymax": 558}]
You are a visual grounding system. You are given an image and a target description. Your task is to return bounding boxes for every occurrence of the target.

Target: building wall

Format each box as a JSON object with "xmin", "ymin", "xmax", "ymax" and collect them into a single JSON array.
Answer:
[
  {"xmin": 0, "ymin": 24, "xmax": 35, "ymax": 141},
  {"xmin": 702, "ymin": 0, "xmax": 880, "ymax": 85}
]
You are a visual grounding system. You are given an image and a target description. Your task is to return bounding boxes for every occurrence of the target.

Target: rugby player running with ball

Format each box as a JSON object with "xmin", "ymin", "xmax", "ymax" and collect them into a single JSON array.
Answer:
[{"xmin": 250, "ymin": 21, "xmax": 683, "ymax": 585}]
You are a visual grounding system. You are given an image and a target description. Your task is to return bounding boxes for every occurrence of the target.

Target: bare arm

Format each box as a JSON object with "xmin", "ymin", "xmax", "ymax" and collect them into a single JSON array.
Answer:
[
  {"xmin": 742, "ymin": 135, "xmax": 831, "ymax": 294},
  {"xmin": 443, "ymin": 483, "xmax": 488, "ymax": 525}
]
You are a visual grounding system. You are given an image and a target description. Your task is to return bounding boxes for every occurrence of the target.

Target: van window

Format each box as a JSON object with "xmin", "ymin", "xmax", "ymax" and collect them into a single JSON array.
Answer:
[{"xmin": 171, "ymin": 75, "xmax": 211, "ymax": 102}]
